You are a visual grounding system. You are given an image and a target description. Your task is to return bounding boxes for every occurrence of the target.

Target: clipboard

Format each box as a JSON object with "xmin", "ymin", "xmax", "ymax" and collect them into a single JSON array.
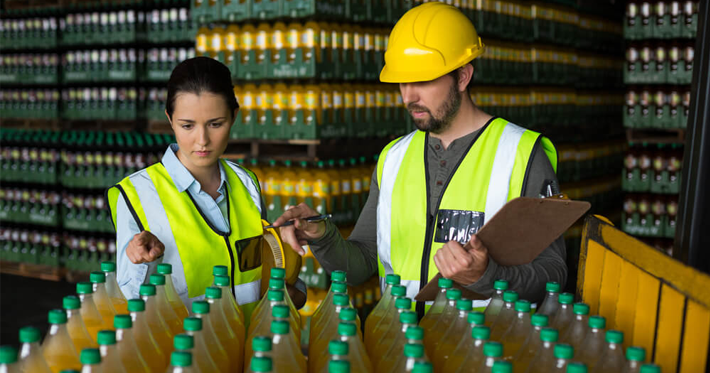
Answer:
[{"xmin": 415, "ymin": 196, "xmax": 591, "ymax": 302}]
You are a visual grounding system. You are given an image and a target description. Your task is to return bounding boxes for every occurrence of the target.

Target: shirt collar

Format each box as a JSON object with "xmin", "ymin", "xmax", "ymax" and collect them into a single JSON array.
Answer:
[{"xmin": 162, "ymin": 144, "xmax": 227, "ymax": 194}]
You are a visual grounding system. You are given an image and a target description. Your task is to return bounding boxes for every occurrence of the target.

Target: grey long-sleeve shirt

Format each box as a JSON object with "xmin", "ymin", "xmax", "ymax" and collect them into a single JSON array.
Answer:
[{"xmin": 308, "ymin": 124, "xmax": 567, "ymax": 304}]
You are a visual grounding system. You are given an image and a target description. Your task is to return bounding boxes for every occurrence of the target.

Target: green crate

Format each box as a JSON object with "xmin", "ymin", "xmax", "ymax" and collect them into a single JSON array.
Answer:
[{"xmin": 253, "ymin": 0, "xmax": 281, "ymax": 19}]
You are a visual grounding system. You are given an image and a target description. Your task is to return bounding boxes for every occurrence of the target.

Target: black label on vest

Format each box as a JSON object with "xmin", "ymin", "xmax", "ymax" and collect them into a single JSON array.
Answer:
[
  {"xmin": 235, "ymin": 235, "xmax": 263, "ymax": 272},
  {"xmin": 434, "ymin": 210, "xmax": 485, "ymax": 244}
]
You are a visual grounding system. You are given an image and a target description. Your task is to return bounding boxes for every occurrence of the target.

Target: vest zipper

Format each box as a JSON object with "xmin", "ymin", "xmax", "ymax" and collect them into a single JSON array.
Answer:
[{"xmin": 223, "ymin": 236, "xmax": 237, "ymax": 299}]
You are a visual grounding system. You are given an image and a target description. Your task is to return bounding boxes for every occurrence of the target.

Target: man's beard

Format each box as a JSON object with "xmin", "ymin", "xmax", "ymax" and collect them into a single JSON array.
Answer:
[{"xmin": 407, "ymin": 83, "xmax": 462, "ymax": 134}]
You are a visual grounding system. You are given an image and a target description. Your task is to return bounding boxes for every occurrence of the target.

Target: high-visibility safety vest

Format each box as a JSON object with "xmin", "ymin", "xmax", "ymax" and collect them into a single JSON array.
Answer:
[
  {"xmin": 107, "ymin": 159, "xmax": 266, "ymax": 321},
  {"xmin": 376, "ymin": 117, "xmax": 558, "ymax": 317}
]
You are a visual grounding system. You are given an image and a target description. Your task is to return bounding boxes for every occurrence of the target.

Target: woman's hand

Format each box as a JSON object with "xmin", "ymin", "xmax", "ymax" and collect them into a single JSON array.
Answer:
[{"xmin": 126, "ymin": 231, "xmax": 165, "ymax": 264}]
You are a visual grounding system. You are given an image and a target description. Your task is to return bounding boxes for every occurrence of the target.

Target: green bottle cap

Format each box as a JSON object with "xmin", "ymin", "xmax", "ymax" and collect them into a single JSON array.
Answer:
[
  {"xmin": 391, "ymin": 285, "xmax": 406, "ymax": 297},
  {"xmin": 269, "ymin": 278, "xmax": 285, "ymax": 290},
  {"xmin": 438, "ymin": 278, "xmax": 453, "ymax": 288},
  {"xmin": 331, "ymin": 270, "xmax": 347, "ymax": 282},
  {"xmin": 531, "ymin": 314, "xmax": 549, "ymax": 327},
  {"xmin": 139, "ymin": 284, "xmax": 156, "ymax": 296},
  {"xmin": 171, "ymin": 351, "xmax": 192, "ymax": 367},
  {"xmin": 546, "ymin": 282, "xmax": 561, "ymax": 292},
  {"xmin": 272, "ymin": 305, "xmax": 290, "ymax": 318},
  {"xmin": 338, "ymin": 322, "xmax": 357, "ymax": 337},
  {"xmin": 174, "ymin": 334, "xmax": 194, "ymax": 350},
  {"xmin": 404, "ymin": 343, "xmax": 425, "ymax": 358},
  {"xmin": 80, "ymin": 348, "xmax": 101, "ymax": 365},
  {"xmin": 48, "ymin": 309, "xmax": 67, "ymax": 324},
  {"xmin": 606, "ymin": 330, "xmax": 624, "ymax": 344},
  {"xmin": 559, "ymin": 293, "xmax": 574, "ymax": 305},
  {"xmin": 339, "ymin": 308, "xmax": 358, "ymax": 322},
  {"xmin": 252, "ymin": 356, "xmax": 272, "ymax": 372},
  {"xmin": 0, "ymin": 346, "xmax": 17, "ymax": 364},
  {"xmin": 588, "ymin": 316, "xmax": 606, "ymax": 329},
  {"xmin": 472, "ymin": 325, "xmax": 491, "ymax": 340},
  {"xmin": 494, "ymin": 280, "xmax": 509, "ymax": 291},
  {"xmin": 492, "ymin": 361, "xmax": 512, "ymax": 373},
  {"xmin": 183, "ymin": 317, "xmax": 202, "ymax": 332},
  {"xmin": 483, "ymin": 342, "xmax": 503, "ymax": 357},
  {"xmin": 157, "ymin": 263, "xmax": 172, "ymax": 275},
  {"xmin": 405, "ymin": 326, "xmax": 424, "ymax": 340},
  {"xmin": 554, "ymin": 343, "xmax": 574, "ymax": 359},
  {"xmin": 271, "ymin": 320, "xmax": 289, "ymax": 335},
  {"xmin": 540, "ymin": 328, "xmax": 559, "ymax": 342},
  {"xmin": 269, "ymin": 267, "xmax": 286, "ymax": 279},
  {"xmin": 213, "ymin": 265, "xmax": 228, "ymax": 276},
  {"xmin": 252, "ymin": 336, "xmax": 272, "ymax": 352},
  {"xmin": 101, "ymin": 262, "xmax": 117, "ymax": 273},
  {"xmin": 467, "ymin": 311, "xmax": 485, "ymax": 325},
  {"xmin": 386, "ymin": 274, "xmax": 401, "ymax": 285},
  {"xmin": 63, "ymin": 295, "xmax": 81, "ymax": 310},
  {"xmin": 76, "ymin": 282, "xmax": 94, "ymax": 294},
  {"xmin": 566, "ymin": 362, "xmax": 587, "ymax": 373},
  {"xmin": 626, "ymin": 346, "xmax": 646, "ymax": 362},
  {"xmin": 114, "ymin": 315, "xmax": 132, "ymax": 329},
  {"xmin": 573, "ymin": 303, "xmax": 590, "ymax": 315},
  {"xmin": 267, "ymin": 290, "xmax": 284, "ymax": 302},
  {"xmin": 395, "ymin": 298, "xmax": 412, "ymax": 310},
  {"xmin": 127, "ymin": 299, "xmax": 145, "ymax": 312},
  {"xmin": 456, "ymin": 299, "xmax": 473, "ymax": 311},
  {"xmin": 412, "ymin": 361, "xmax": 433, "ymax": 373},
  {"xmin": 192, "ymin": 301, "xmax": 210, "ymax": 315},
  {"xmin": 19, "ymin": 326, "xmax": 41, "ymax": 344},
  {"xmin": 205, "ymin": 287, "xmax": 222, "ymax": 299},
  {"xmin": 214, "ymin": 275, "xmax": 230, "ymax": 287},
  {"xmin": 284, "ymin": 160, "xmax": 292, "ymax": 167},
  {"xmin": 515, "ymin": 300, "xmax": 531, "ymax": 313},
  {"xmin": 639, "ymin": 364, "xmax": 661, "ymax": 373},
  {"xmin": 400, "ymin": 311, "xmax": 418, "ymax": 324},
  {"xmin": 333, "ymin": 294, "xmax": 350, "ymax": 307},
  {"xmin": 329, "ymin": 340, "xmax": 349, "ymax": 355},
  {"xmin": 503, "ymin": 291, "xmax": 519, "ymax": 303},
  {"xmin": 446, "ymin": 288, "xmax": 462, "ymax": 300},
  {"xmin": 90, "ymin": 271, "xmax": 106, "ymax": 284},
  {"xmin": 149, "ymin": 274, "xmax": 166, "ymax": 286},
  {"xmin": 332, "ymin": 282, "xmax": 348, "ymax": 294},
  {"xmin": 97, "ymin": 330, "xmax": 117, "ymax": 345},
  {"xmin": 329, "ymin": 360, "xmax": 350, "ymax": 373}
]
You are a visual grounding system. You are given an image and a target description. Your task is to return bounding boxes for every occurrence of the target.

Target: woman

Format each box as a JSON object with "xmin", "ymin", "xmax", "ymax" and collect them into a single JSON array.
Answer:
[{"xmin": 107, "ymin": 57, "xmax": 305, "ymax": 318}]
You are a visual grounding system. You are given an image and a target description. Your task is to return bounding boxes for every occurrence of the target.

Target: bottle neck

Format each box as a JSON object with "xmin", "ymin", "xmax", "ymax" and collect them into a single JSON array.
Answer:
[
  {"xmin": 115, "ymin": 328, "xmax": 132, "ymax": 342},
  {"xmin": 66, "ymin": 308, "xmax": 80, "ymax": 318},
  {"xmin": 48, "ymin": 323, "xmax": 64, "ymax": 335},
  {"xmin": 99, "ymin": 344, "xmax": 117, "ymax": 356},
  {"xmin": 19, "ymin": 342, "xmax": 40, "ymax": 359},
  {"xmin": 79, "ymin": 293, "xmax": 94, "ymax": 302}
]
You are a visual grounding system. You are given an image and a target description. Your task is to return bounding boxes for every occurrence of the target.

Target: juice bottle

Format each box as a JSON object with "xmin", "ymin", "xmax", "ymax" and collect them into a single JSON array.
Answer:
[
  {"xmin": 343, "ymin": 85, "xmax": 354, "ymax": 126},
  {"xmin": 550, "ymin": 344, "xmax": 573, "ymax": 372},
  {"xmin": 590, "ymin": 330, "xmax": 625, "ymax": 372},
  {"xmin": 310, "ymin": 308, "xmax": 361, "ymax": 373},
  {"xmin": 475, "ymin": 342, "xmax": 504, "ymax": 373},
  {"xmin": 286, "ymin": 22, "xmax": 300, "ymax": 63},
  {"xmin": 365, "ymin": 284, "xmax": 407, "ymax": 354},
  {"xmin": 318, "ymin": 341, "xmax": 348, "ymax": 373},
  {"xmin": 148, "ymin": 274, "xmax": 182, "ymax": 336},
  {"xmin": 447, "ymin": 325, "xmax": 490, "ymax": 372},
  {"xmin": 190, "ymin": 301, "xmax": 233, "ymax": 372},
  {"xmin": 224, "ymin": 24, "xmax": 240, "ymax": 66},
  {"xmin": 195, "ymin": 26, "xmax": 209, "ymax": 55},
  {"xmin": 246, "ymin": 301, "xmax": 295, "ymax": 360},
  {"xmin": 270, "ymin": 22, "xmax": 286, "ymax": 64},
  {"xmin": 312, "ymin": 161, "xmax": 331, "ymax": 214},
  {"xmin": 241, "ymin": 84, "xmax": 256, "ymax": 126},
  {"xmin": 512, "ymin": 314, "xmax": 549, "ymax": 372},
  {"xmin": 319, "ymin": 83, "xmax": 332, "ymax": 126},
  {"xmin": 310, "ymin": 284, "xmax": 350, "ymax": 342},
  {"xmin": 205, "ymin": 286, "xmax": 246, "ymax": 353},
  {"xmin": 240, "ymin": 24, "xmax": 255, "ymax": 64},
  {"xmin": 256, "ymin": 83, "xmax": 273, "ymax": 129},
  {"xmin": 392, "ymin": 343, "xmax": 428, "ymax": 372},
  {"xmin": 289, "ymin": 84, "xmax": 305, "ymax": 129},
  {"xmin": 63, "ymin": 295, "xmax": 96, "ymax": 353},
  {"xmin": 281, "ymin": 160, "xmax": 298, "ymax": 211},
  {"xmin": 427, "ymin": 298, "xmax": 472, "ymax": 360},
  {"xmin": 270, "ymin": 267, "xmax": 300, "ymax": 325},
  {"xmin": 377, "ymin": 325, "xmax": 423, "ymax": 372},
  {"xmin": 255, "ymin": 23, "xmax": 270, "ymax": 65},
  {"xmin": 550, "ymin": 293, "xmax": 575, "ymax": 339},
  {"xmin": 331, "ymin": 24, "xmax": 343, "ymax": 64},
  {"xmin": 335, "ymin": 323, "xmax": 371, "ymax": 373},
  {"xmin": 304, "ymin": 84, "xmax": 320, "ymax": 127},
  {"xmin": 296, "ymin": 161, "xmax": 314, "ymax": 208},
  {"xmin": 524, "ymin": 328, "xmax": 559, "ymax": 373},
  {"xmin": 536, "ymin": 282, "xmax": 561, "ymax": 317},
  {"xmin": 490, "ymin": 290, "xmax": 519, "ymax": 341},
  {"xmin": 167, "ymin": 351, "xmax": 194, "ymax": 373},
  {"xmin": 561, "ymin": 303, "xmax": 590, "ymax": 348},
  {"xmin": 327, "ymin": 160, "xmax": 341, "ymax": 217},
  {"xmin": 500, "ymin": 300, "xmax": 533, "ymax": 361},
  {"xmin": 79, "ymin": 348, "xmax": 102, "ymax": 373},
  {"xmin": 263, "ymin": 160, "xmax": 282, "ymax": 219},
  {"xmin": 332, "ymin": 84, "xmax": 344, "ymax": 125},
  {"xmin": 100, "ymin": 262, "xmax": 127, "ymax": 314},
  {"xmin": 0, "ymin": 346, "xmax": 19, "ymax": 373},
  {"xmin": 419, "ymin": 278, "xmax": 453, "ymax": 330},
  {"xmin": 89, "ymin": 272, "xmax": 117, "ymax": 329},
  {"xmin": 312, "ymin": 271, "xmax": 347, "ymax": 321},
  {"xmin": 127, "ymin": 299, "xmax": 168, "ymax": 372},
  {"xmin": 422, "ymin": 288, "xmax": 462, "ymax": 343},
  {"xmin": 113, "ymin": 315, "xmax": 150, "ymax": 373},
  {"xmin": 270, "ymin": 320, "xmax": 306, "ymax": 373},
  {"xmin": 182, "ymin": 317, "xmax": 220, "ymax": 372},
  {"xmin": 622, "ymin": 346, "xmax": 646, "ymax": 373},
  {"xmin": 302, "ymin": 22, "xmax": 319, "ymax": 64},
  {"xmin": 364, "ymin": 274, "xmax": 400, "ymax": 343},
  {"xmin": 18, "ymin": 326, "xmax": 51, "ymax": 373},
  {"xmin": 209, "ymin": 26, "xmax": 225, "ymax": 58},
  {"xmin": 156, "ymin": 264, "xmax": 188, "ymax": 320},
  {"xmin": 272, "ymin": 83, "xmax": 288, "ymax": 127},
  {"xmin": 318, "ymin": 22, "xmax": 332, "ymax": 63},
  {"xmin": 76, "ymin": 282, "xmax": 106, "ymax": 342},
  {"xmin": 42, "ymin": 309, "xmax": 81, "ymax": 372},
  {"xmin": 245, "ymin": 336, "xmax": 272, "ymax": 372},
  {"xmin": 484, "ymin": 280, "xmax": 509, "ymax": 326},
  {"xmin": 248, "ymin": 356, "xmax": 273, "ymax": 373},
  {"xmin": 96, "ymin": 330, "xmax": 127, "ymax": 373},
  {"xmin": 373, "ymin": 310, "xmax": 418, "ymax": 369},
  {"xmin": 138, "ymin": 284, "xmax": 174, "ymax": 356},
  {"xmin": 173, "ymin": 335, "xmax": 205, "ymax": 373}
]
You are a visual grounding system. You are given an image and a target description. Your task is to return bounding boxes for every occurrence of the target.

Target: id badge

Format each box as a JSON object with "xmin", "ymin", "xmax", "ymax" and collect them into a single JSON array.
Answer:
[
  {"xmin": 234, "ymin": 235, "xmax": 263, "ymax": 272},
  {"xmin": 434, "ymin": 209, "xmax": 485, "ymax": 244}
]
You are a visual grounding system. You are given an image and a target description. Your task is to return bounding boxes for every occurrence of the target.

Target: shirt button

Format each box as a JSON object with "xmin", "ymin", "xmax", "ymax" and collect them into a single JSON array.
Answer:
[
  {"xmin": 440, "ymin": 160, "xmax": 447, "ymax": 167},
  {"xmin": 435, "ymin": 144, "xmax": 441, "ymax": 150},
  {"xmin": 436, "ymin": 180, "xmax": 443, "ymax": 186}
]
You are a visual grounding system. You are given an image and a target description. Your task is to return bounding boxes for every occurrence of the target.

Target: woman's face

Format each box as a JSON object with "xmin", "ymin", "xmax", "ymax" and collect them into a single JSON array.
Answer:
[{"xmin": 167, "ymin": 91, "xmax": 235, "ymax": 170}]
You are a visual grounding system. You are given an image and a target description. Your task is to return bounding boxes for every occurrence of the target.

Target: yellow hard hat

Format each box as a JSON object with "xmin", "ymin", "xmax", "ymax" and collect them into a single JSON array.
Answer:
[{"xmin": 380, "ymin": 2, "xmax": 485, "ymax": 83}]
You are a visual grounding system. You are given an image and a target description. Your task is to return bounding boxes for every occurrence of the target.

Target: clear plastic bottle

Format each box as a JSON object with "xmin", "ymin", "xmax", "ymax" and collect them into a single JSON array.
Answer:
[
  {"xmin": 18, "ymin": 326, "xmax": 51, "ymax": 373},
  {"xmin": 423, "ymin": 288, "xmax": 462, "ymax": 348},
  {"xmin": 490, "ymin": 290, "xmax": 519, "ymax": 341},
  {"xmin": 364, "ymin": 274, "xmax": 400, "ymax": 342},
  {"xmin": 391, "ymin": 343, "xmax": 428, "ymax": 372},
  {"xmin": 312, "ymin": 271, "xmax": 347, "ymax": 324},
  {"xmin": 475, "ymin": 341, "xmax": 504, "ymax": 373},
  {"xmin": 139, "ymin": 284, "xmax": 174, "ymax": 356},
  {"xmin": 336, "ymin": 323, "xmax": 372, "ymax": 373},
  {"xmin": 311, "ymin": 284, "xmax": 353, "ymax": 344},
  {"xmin": 205, "ymin": 286, "xmax": 245, "ymax": 356},
  {"xmin": 249, "ymin": 289, "xmax": 300, "ymax": 343},
  {"xmin": 565, "ymin": 362, "xmax": 588, "ymax": 373},
  {"xmin": 63, "ymin": 296, "xmax": 96, "ymax": 353},
  {"xmin": 576, "ymin": 316, "xmax": 606, "ymax": 369},
  {"xmin": 270, "ymin": 320, "xmax": 306, "ymax": 373},
  {"xmin": 524, "ymin": 328, "xmax": 559, "ymax": 373},
  {"xmin": 212, "ymin": 273, "xmax": 245, "ymax": 328},
  {"xmin": 448, "ymin": 325, "xmax": 490, "ymax": 373},
  {"xmin": 127, "ymin": 299, "xmax": 168, "ymax": 371},
  {"xmin": 270, "ymin": 267, "xmax": 300, "ymax": 325},
  {"xmin": 512, "ymin": 314, "xmax": 549, "ymax": 372},
  {"xmin": 484, "ymin": 280, "xmax": 509, "ymax": 326},
  {"xmin": 314, "ymin": 341, "xmax": 348, "ymax": 373},
  {"xmin": 374, "ymin": 310, "xmax": 418, "ymax": 369},
  {"xmin": 312, "ymin": 307, "xmax": 361, "ymax": 371},
  {"xmin": 89, "ymin": 272, "xmax": 118, "ymax": 330},
  {"xmin": 112, "ymin": 315, "xmax": 149, "ymax": 373},
  {"xmin": 76, "ymin": 282, "xmax": 106, "ymax": 342},
  {"xmin": 550, "ymin": 293, "xmax": 575, "ymax": 336},
  {"xmin": 190, "ymin": 301, "xmax": 232, "ymax": 372},
  {"xmin": 166, "ymin": 351, "xmax": 194, "ymax": 373},
  {"xmin": 248, "ymin": 356, "xmax": 273, "ymax": 373},
  {"xmin": 590, "ymin": 330, "xmax": 625, "ymax": 373},
  {"xmin": 373, "ymin": 298, "xmax": 414, "ymax": 354},
  {"xmin": 431, "ymin": 298, "xmax": 473, "ymax": 366},
  {"xmin": 148, "ymin": 274, "xmax": 182, "ymax": 336},
  {"xmin": 173, "ymin": 334, "xmax": 204, "ymax": 373},
  {"xmin": 42, "ymin": 309, "xmax": 81, "ymax": 372},
  {"xmin": 536, "ymin": 282, "xmax": 561, "ymax": 317},
  {"xmin": 561, "ymin": 303, "xmax": 590, "ymax": 348},
  {"xmin": 246, "ymin": 304, "xmax": 295, "ymax": 361},
  {"xmin": 621, "ymin": 346, "xmax": 646, "ymax": 373},
  {"xmin": 79, "ymin": 348, "xmax": 102, "ymax": 373},
  {"xmin": 245, "ymin": 337, "xmax": 272, "ymax": 372},
  {"xmin": 0, "ymin": 346, "xmax": 20, "ymax": 373},
  {"xmin": 419, "ymin": 278, "xmax": 453, "ymax": 331},
  {"xmin": 195, "ymin": 299, "xmax": 241, "ymax": 372},
  {"xmin": 96, "ymin": 331, "xmax": 126, "ymax": 373},
  {"xmin": 500, "ymin": 300, "xmax": 533, "ymax": 361},
  {"xmin": 156, "ymin": 264, "xmax": 188, "ymax": 320},
  {"xmin": 182, "ymin": 317, "xmax": 220, "ymax": 372},
  {"xmin": 100, "ymin": 262, "xmax": 127, "ymax": 314},
  {"xmin": 639, "ymin": 364, "xmax": 660, "ymax": 373},
  {"xmin": 377, "ymin": 324, "xmax": 426, "ymax": 372},
  {"xmin": 492, "ymin": 361, "xmax": 513, "ymax": 373},
  {"xmin": 366, "ymin": 284, "xmax": 407, "ymax": 354},
  {"xmin": 550, "ymin": 343, "xmax": 574, "ymax": 372}
]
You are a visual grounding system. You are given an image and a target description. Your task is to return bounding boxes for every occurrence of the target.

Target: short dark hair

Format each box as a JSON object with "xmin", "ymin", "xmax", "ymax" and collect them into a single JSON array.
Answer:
[
  {"xmin": 448, "ymin": 63, "xmax": 475, "ymax": 93},
  {"xmin": 165, "ymin": 57, "xmax": 239, "ymax": 119}
]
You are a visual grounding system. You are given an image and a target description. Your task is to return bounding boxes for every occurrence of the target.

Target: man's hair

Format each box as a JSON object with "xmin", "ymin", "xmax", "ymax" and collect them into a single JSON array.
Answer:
[{"xmin": 447, "ymin": 63, "xmax": 475, "ymax": 93}]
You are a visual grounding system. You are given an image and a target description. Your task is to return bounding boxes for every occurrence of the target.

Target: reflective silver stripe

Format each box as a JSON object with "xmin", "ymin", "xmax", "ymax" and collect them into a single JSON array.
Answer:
[
  {"xmin": 484, "ymin": 122, "xmax": 526, "ymax": 221},
  {"xmin": 377, "ymin": 131, "xmax": 418, "ymax": 276},
  {"xmin": 224, "ymin": 161, "xmax": 263, "ymax": 215},
  {"xmin": 234, "ymin": 279, "xmax": 261, "ymax": 305}
]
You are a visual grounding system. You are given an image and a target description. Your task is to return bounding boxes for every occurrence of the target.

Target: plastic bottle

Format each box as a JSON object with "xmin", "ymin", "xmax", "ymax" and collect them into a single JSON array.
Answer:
[
  {"xmin": 244, "ymin": 336, "xmax": 272, "ymax": 371},
  {"xmin": 172, "ymin": 334, "xmax": 205, "ymax": 373},
  {"xmin": 566, "ymin": 362, "xmax": 588, "ymax": 373},
  {"xmin": 364, "ymin": 274, "xmax": 401, "ymax": 345},
  {"xmin": 281, "ymin": 160, "xmax": 298, "ymax": 211},
  {"xmin": 430, "ymin": 298, "xmax": 472, "ymax": 363},
  {"xmin": 96, "ymin": 331, "xmax": 126, "ymax": 373},
  {"xmin": 270, "ymin": 22, "xmax": 286, "ymax": 64},
  {"xmin": 621, "ymin": 346, "xmax": 646, "ymax": 373},
  {"xmin": 18, "ymin": 326, "xmax": 51, "ymax": 373},
  {"xmin": 366, "ymin": 285, "xmax": 407, "ymax": 355},
  {"xmin": 490, "ymin": 290, "xmax": 519, "ymax": 341},
  {"xmin": 590, "ymin": 330, "xmax": 625, "ymax": 372},
  {"xmin": 422, "ymin": 288, "xmax": 462, "ymax": 344},
  {"xmin": 312, "ymin": 271, "xmax": 347, "ymax": 323},
  {"xmin": 551, "ymin": 343, "xmax": 574, "ymax": 372},
  {"xmin": 445, "ymin": 323, "xmax": 490, "ymax": 372},
  {"xmin": 156, "ymin": 264, "xmax": 188, "ymax": 320},
  {"xmin": 312, "ymin": 161, "xmax": 332, "ymax": 214},
  {"xmin": 390, "ymin": 343, "xmax": 428, "ymax": 373},
  {"xmin": 270, "ymin": 268, "xmax": 301, "ymax": 325},
  {"xmin": 311, "ymin": 300, "xmax": 360, "ymax": 361},
  {"xmin": 190, "ymin": 302, "xmax": 232, "ymax": 372},
  {"xmin": 127, "ymin": 299, "xmax": 167, "ymax": 372},
  {"xmin": 42, "ymin": 309, "xmax": 81, "ymax": 372},
  {"xmin": 576, "ymin": 316, "xmax": 606, "ymax": 369},
  {"xmin": 255, "ymin": 23, "xmax": 270, "ymax": 65},
  {"xmin": 246, "ymin": 305, "xmax": 295, "ymax": 363},
  {"xmin": 138, "ymin": 285, "xmax": 174, "ymax": 357},
  {"xmin": 270, "ymin": 320, "xmax": 306, "ymax": 372},
  {"xmin": 182, "ymin": 317, "xmax": 220, "ymax": 372},
  {"xmin": 272, "ymin": 83, "xmax": 288, "ymax": 127},
  {"xmin": 335, "ymin": 323, "xmax": 372, "ymax": 373},
  {"xmin": 249, "ymin": 289, "xmax": 300, "ymax": 342},
  {"xmin": 76, "ymin": 282, "xmax": 106, "ymax": 341},
  {"xmin": 89, "ymin": 273, "xmax": 117, "ymax": 333},
  {"xmin": 263, "ymin": 161, "xmax": 283, "ymax": 219},
  {"xmin": 377, "ymin": 323, "xmax": 426, "ymax": 372},
  {"xmin": 536, "ymin": 282, "xmax": 561, "ymax": 317},
  {"xmin": 374, "ymin": 310, "xmax": 418, "ymax": 369},
  {"xmin": 304, "ymin": 85, "xmax": 321, "ymax": 127},
  {"xmin": 100, "ymin": 262, "xmax": 127, "ymax": 314},
  {"xmin": 492, "ymin": 361, "xmax": 513, "ymax": 373},
  {"xmin": 167, "ymin": 351, "xmax": 194, "ymax": 373},
  {"xmin": 639, "ymin": 364, "xmax": 660, "ymax": 373},
  {"xmin": 148, "ymin": 274, "xmax": 182, "ymax": 336},
  {"xmin": 248, "ymin": 356, "xmax": 273, "ymax": 373},
  {"xmin": 79, "ymin": 348, "xmax": 102, "ymax": 373},
  {"xmin": 512, "ymin": 314, "xmax": 549, "ymax": 372},
  {"xmin": 419, "ymin": 277, "xmax": 453, "ymax": 331},
  {"xmin": 295, "ymin": 162, "xmax": 314, "ymax": 207},
  {"xmin": 212, "ymin": 272, "xmax": 246, "ymax": 326},
  {"xmin": 500, "ymin": 300, "xmax": 533, "ymax": 360},
  {"xmin": 0, "ymin": 345, "xmax": 19, "ymax": 373},
  {"xmin": 314, "ymin": 341, "xmax": 348, "ymax": 373},
  {"xmin": 112, "ymin": 315, "xmax": 149, "ymax": 373},
  {"xmin": 205, "ymin": 286, "xmax": 245, "ymax": 351},
  {"xmin": 524, "ymin": 328, "xmax": 559, "ymax": 373},
  {"xmin": 561, "ymin": 303, "xmax": 590, "ymax": 348},
  {"xmin": 484, "ymin": 280, "xmax": 510, "ymax": 326},
  {"xmin": 551, "ymin": 293, "xmax": 575, "ymax": 336},
  {"xmin": 63, "ymin": 296, "xmax": 96, "ymax": 353},
  {"xmin": 474, "ymin": 342, "xmax": 504, "ymax": 373}
]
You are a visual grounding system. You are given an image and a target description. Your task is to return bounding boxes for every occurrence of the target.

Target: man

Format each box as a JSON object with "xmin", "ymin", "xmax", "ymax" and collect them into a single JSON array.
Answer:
[{"xmin": 274, "ymin": 2, "xmax": 566, "ymax": 316}]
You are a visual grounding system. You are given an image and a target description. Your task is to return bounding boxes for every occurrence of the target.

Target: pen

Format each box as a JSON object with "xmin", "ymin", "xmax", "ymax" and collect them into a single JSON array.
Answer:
[{"xmin": 264, "ymin": 214, "xmax": 332, "ymax": 230}]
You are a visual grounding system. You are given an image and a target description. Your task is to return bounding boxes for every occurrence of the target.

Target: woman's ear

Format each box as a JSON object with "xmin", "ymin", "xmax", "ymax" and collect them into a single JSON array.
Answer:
[
  {"xmin": 165, "ymin": 110, "xmax": 174, "ymax": 130},
  {"xmin": 231, "ymin": 108, "xmax": 239, "ymax": 126}
]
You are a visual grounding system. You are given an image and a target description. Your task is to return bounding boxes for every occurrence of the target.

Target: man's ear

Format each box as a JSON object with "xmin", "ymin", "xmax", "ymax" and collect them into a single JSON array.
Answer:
[{"xmin": 457, "ymin": 64, "xmax": 474, "ymax": 93}]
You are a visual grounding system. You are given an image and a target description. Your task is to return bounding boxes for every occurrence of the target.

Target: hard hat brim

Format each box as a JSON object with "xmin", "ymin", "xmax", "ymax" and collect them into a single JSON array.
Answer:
[{"xmin": 379, "ymin": 46, "xmax": 485, "ymax": 84}]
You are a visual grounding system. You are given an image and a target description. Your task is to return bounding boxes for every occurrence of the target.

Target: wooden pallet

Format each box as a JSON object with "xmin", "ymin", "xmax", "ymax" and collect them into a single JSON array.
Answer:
[{"xmin": 626, "ymin": 128, "xmax": 686, "ymax": 144}]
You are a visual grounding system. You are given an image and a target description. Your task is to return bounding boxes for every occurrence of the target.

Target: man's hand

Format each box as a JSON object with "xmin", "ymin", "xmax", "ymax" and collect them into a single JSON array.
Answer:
[
  {"xmin": 433, "ymin": 235, "xmax": 489, "ymax": 286},
  {"xmin": 126, "ymin": 231, "xmax": 165, "ymax": 264},
  {"xmin": 272, "ymin": 203, "xmax": 327, "ymax": 256}
]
